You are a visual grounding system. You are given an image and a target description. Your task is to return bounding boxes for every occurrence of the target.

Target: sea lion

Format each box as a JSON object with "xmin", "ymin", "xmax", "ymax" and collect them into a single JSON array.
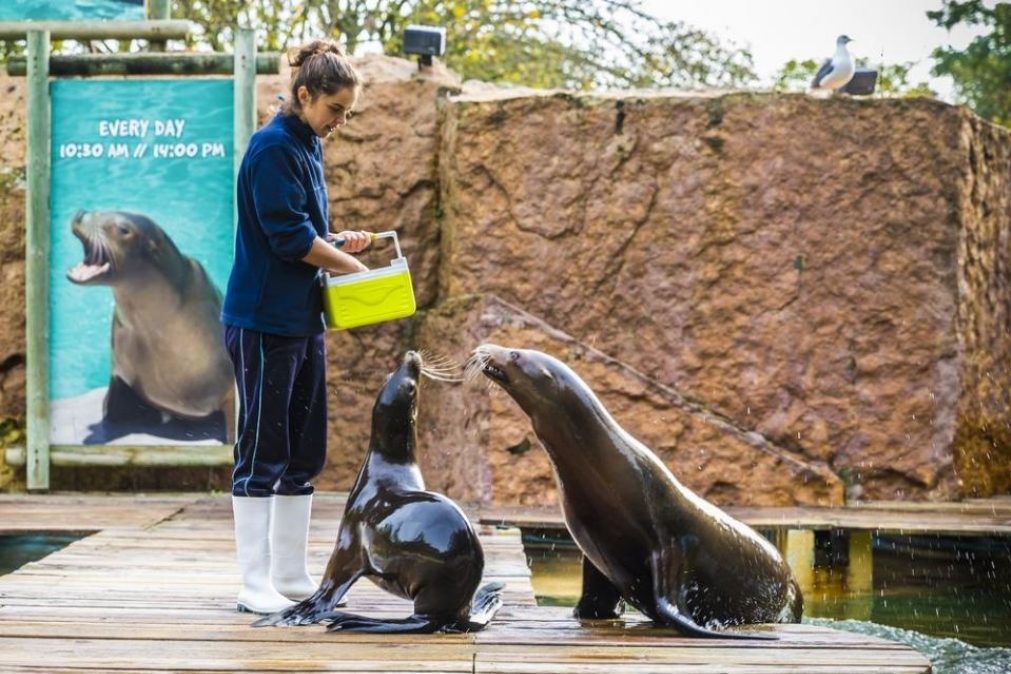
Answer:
[
  {"xmin": 472, "ymin": 345, "xmax": 802, "ymax": 639},
  {"xmin": 67, "ymin": 210, "xmax": 234, "ymax": 443},
  {"xmin": 256, "ymin": 351, "xmax": 504, "ymax": 633}
]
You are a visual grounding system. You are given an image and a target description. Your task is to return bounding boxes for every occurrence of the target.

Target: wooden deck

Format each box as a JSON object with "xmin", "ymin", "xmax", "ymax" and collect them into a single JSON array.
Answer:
[
  {"xmin": 0, "ymin": 494, "xmax": 931, "ymax": 673},
  {"xmin": 480, "ymin": 498, "xmax": 1011, "ymax": 535}
]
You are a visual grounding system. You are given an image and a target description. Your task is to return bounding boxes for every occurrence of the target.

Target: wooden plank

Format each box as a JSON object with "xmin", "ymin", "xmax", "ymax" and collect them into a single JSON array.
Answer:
[
  {"xmin": 6, "ymin": 53, "xmax": 281, "ymax": 77},
  {"xmin": 480, "ymin": 502, "xmax": 1011, "ymax": 535},
  {"xmin": 0, "ymin": 495, "xmax": 933, "ymax": 673},
  {"xmin": 0, "ymin": 20, "xmax": 190, "ymax": 41},
  {"xmin": 24, "ymin": 29, "xmax": 50, "ymax": 492}
]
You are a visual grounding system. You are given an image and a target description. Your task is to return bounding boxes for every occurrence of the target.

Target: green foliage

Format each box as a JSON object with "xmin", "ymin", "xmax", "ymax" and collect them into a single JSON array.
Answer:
[
  {"xmin": 771, "ymin": 58, "xmax": 820, "ymax": 91},
  {"xmin": 170, "ymin": 0, "xmax": 756, "ymax": 90},
  {"xmin": 771, "ymin": 57, "xmax": 935, "ymax": 98},
  {"xmin": 928, "ymin": 0, "xmax": 1011, "ymax": 126}
]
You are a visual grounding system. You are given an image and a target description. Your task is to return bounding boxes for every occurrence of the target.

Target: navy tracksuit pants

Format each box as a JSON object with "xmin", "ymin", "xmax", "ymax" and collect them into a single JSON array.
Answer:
[{"xmin": 224, "ymin": 325, "xmax": 327, "ymax": 497}]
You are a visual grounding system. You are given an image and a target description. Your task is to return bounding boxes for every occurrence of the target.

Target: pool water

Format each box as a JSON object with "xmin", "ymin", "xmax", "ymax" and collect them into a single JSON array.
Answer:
[
  {"xmin": 0, "ymin": 534, "xmax": 84, "ymax": 576},
  {"xmin": 524, "ymin": 530, "xmax": 1011, "ymax": 674}
]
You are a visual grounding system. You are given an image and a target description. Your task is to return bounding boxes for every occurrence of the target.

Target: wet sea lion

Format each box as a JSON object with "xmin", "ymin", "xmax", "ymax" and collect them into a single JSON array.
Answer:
[
  {"xmin": 256, "ymin": 351, "xmax": 504, "ymax": 633},
  {"xmin": 473, "ymin": 345, "xmax": 802, "ymax": 639},
  {"xmin": 67, "ymin": 210, "xmax": 234, "ymax": 443}
]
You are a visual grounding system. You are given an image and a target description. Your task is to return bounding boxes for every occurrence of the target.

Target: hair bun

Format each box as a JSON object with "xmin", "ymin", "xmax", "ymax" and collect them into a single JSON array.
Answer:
[{"xmin": 288, "ymin": 39, "xmax": 347, "ymax": 68}]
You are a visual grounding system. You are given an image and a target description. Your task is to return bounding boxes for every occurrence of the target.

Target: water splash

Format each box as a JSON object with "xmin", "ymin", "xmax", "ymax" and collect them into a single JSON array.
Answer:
[{"xmin": 807, "ymin": 617, "xmax": 1011, "ymax": 674}]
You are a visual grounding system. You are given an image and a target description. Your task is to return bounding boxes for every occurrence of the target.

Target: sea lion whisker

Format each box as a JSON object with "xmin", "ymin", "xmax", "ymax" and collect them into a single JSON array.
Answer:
[
  {"xmin": 416, "ymin": 348, "xmax": 457, "ymax": 366},
  {"xmin": 464, "ymin": 352, "xmax": 492, "ymax": 383},
  {"xmin": 420, "ymin": 364, "xmax": 461, "ymax": 376},
  {"xmin": 420, "ymin": 357, "xmax": 460, "ymax": 372},
  {"xmin": 419, "ymin": 364, "xmax": 459, "ymax": 376},
  {"xmin": 420, "ymin": 371, "xmax": 464, "ymax": 384}
]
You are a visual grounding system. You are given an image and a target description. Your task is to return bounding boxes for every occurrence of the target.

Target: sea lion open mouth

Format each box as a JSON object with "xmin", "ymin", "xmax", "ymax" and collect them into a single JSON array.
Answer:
[
  {"xmin": 482, "ymin": 363, "xmax": 508, "ymax": 384},
  {"xmin": 67, "ymin": 211, "xmax": 114, "ymax": 285}
]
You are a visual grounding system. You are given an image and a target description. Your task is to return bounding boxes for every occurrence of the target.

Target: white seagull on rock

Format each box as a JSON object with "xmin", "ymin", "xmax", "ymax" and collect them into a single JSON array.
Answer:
[{"xmin": 811, "ymin": 35, "xmax": 855, "ymax": 92}]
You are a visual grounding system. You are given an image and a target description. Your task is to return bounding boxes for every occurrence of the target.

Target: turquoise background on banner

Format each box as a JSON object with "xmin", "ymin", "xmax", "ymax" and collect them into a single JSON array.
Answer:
[
  {"xmin": 49, "ymin": 79, "xmax": 234, "ymax": 401},
  {"xmin": 0, "ymin": 0, "xmax": 144, "ymax": 21}
]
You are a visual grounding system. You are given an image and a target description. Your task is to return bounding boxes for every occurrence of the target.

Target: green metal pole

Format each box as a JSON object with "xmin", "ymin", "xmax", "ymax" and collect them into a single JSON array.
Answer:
[
  {"xmin": 147, "ymin": 0, "xmax": 171, "ymax": 51},
  {"xmin": 25, "ymin": 30, "xmax": 51, "ymax": 491},
  {"xmin": 233, "ymin": 26, "xmax": 256, "ymax": 224}
]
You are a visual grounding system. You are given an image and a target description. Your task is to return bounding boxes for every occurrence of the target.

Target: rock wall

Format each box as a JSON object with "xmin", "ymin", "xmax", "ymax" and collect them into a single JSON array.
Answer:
[
  {"xmin": 954, "ymin": 115, "xmax": 1011, "ymax": 496},
  {"xmin": 261, "ymin": 57, "xmax": 461, "ymax": 491},
  {"xmin": 439, "ymin": 90, "xmax": 1010, "ymax": 501},
  {"xmin": 0, "ymin": 76, "xmax": 27, "ymax": 428},
  {"xmin": 0, "ymin": 57, "xmax": 1008, "ymax": 503},
  {"xmin": 414, "ymin": 294, "xmax": 844, "ymax": 507}
]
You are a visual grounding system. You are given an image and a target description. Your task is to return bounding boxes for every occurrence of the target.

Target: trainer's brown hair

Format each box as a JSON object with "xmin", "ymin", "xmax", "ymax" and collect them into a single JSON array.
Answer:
[{"xmin": 285, "ymin": 39, "xmax": 360, "ymax": 114}]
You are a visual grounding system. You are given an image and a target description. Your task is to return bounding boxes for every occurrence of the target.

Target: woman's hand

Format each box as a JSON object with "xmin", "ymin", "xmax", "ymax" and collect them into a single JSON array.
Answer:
[{"xmin": 329, "ymin": 230, "xmax": 373, "ymax": 254}]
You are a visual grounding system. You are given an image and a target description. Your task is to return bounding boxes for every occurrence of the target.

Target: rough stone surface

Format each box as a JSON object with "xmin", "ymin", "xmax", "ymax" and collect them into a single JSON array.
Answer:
[
  {"xmin": 1, "ymin": 63, "xmax": 1008, "ymax": 502},
  {"xmin": 955, "ymin": 116, "xmax": 1011, "ymax": 496},
  {"xmin": 0, "ymin": 76, "xmax": 27, "ymax": 424},
  {"xmin": 440, "ymin": 91, "xmax": 1011, "ymax": 500},
  {"xmin": 415, "ymin": 294, "xmax": 844, "ymax": 508},
  {"xmin": 259, "ymin": 56, "xmax": 461, "ymax": 309},
  {"xmin": 252, "ymin": 56, "xmax": 460, "ymax": 491}
]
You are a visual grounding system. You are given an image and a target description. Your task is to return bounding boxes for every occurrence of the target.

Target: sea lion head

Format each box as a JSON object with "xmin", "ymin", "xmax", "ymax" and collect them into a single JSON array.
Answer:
[
  {"xmin": 370, "ymin": 350, "xmax": 423, "ymax": 449},
  {"xmin": 471, "ymin": 344, "xmax": 582, "ymax": 419},
  {"xmin": 67, "ymin": 210, "xmax": 177, "ymax": 285}
]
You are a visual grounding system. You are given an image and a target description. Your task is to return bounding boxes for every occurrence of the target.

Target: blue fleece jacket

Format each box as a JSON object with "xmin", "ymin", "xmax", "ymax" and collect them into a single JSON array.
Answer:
[{"xmin": 222, "ymin": 113, "xmax": 328, "ymax": 336}]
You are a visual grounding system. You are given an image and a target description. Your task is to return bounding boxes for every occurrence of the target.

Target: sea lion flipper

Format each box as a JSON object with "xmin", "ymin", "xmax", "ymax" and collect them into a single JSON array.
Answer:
[
  {"xmin": 325, "ymin": 613, "xmax": 442, "ymax": 634},
  {"xmin": 459, "ymin": 581, "xmax": 505, "ymax": 631},
  {"xmin": 103, "ymin": 375, "xmax": 163, "ymax": 425},
  {"xmin": 573, "ymin": 556, "xmax": 625, "ymax": 620},
  {"xmin": 653, "ymin": 597, "xmax": 778, "ymax": 640},
  {"xmin": 252, "ymin": 569, "xmax": 360, "ymax": 627}
]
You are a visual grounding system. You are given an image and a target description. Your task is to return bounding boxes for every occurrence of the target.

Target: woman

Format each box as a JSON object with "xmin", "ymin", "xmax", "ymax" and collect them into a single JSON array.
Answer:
[{"xmin": 221, "ymin": 39, "xmax": 371, "ymax": 614}]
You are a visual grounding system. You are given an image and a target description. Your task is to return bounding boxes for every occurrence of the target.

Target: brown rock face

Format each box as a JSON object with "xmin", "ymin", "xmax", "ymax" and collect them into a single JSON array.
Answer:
[
  {"xmin": 0, "ymin": 77, "xmax": 27, "ymax": 423},
  {"xmin": 415, "ymin": 294, "xmax": 844, "ymax": 508},
  {"xmin": 954, "ymin": 116, "xmax": 1011, "ymax": 496},
  {"xmin": 440, "ymin": 91, "xmax": 1010, "ymax": 500},
  {"xmin": 1, "ymin": 61, "xmax": 1008, "ymax": 503},
  {"xmin": 256, "ymin": 57, "xmax": 461, "ymax": 491}
]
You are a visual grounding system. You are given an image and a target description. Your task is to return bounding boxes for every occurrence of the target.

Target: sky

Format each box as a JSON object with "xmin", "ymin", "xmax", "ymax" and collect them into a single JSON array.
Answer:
[{"xmin": 641, "ymin": 0, "xmax": 987, "ymax": 101}]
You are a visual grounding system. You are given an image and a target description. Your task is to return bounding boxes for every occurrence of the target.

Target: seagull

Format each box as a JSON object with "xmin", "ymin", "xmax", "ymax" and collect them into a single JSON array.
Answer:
[{"xmin": 811, "ymin": 35, "xmax": 855, "ymax": 92}]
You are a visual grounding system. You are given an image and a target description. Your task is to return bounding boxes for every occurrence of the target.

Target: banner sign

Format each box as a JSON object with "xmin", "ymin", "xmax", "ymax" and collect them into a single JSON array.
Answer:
[
  {"xmin": 49, "ymin": 79, "xmax": 235, "ymax": 446},
  {"xmin": 0, "ymin": 0, "xmax": 145, "ymax": 21}
]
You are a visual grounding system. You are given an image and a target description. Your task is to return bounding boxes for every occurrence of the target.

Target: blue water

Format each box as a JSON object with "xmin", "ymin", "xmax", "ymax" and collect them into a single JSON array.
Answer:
[
  {"xmin": 526, "ymin": 531, "xmax": 1011, "ymax": 673},
  {"xmin": 0, "ymin": 534, "xmax": 84, "ymax": 575},
  {"xmin": 0, "ymin": 0, "xmax": 144, "ymax": 21},
  {"xmin": 49, "ymin": 79, "xmax": 235, "ymax": 401}
]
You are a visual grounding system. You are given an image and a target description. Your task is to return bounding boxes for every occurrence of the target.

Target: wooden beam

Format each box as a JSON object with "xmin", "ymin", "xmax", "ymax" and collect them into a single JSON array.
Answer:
[
  {"xmin": 25, "ymin": 30, "xmax": 50, "ymax": 492},
  {"xmin": 6, "ymin": 52, "xmax": 281, "ymax": 77},
  {"xmin": 5, "ymin": 444, "xmax": 232, "ymax": 468},
  {"xmin": 0, "ymin": 20, "xmax": 191, "ymax": 41}
]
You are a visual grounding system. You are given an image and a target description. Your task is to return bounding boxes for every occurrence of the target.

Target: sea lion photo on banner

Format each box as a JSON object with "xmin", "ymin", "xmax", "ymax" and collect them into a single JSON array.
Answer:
[
  {"xmin": 471, "ymin": 344, "xmax": 803, "ymax": 639},
  {"xmin": 256, "ymin": 351, "xmax": 504, "ymax": 634},
  {"xmin": 65, "ymin": 209, "xmax": 234, "ymax": 444}
]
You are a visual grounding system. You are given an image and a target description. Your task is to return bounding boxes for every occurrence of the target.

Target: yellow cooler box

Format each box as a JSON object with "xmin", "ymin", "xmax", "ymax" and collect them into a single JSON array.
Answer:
[{"xmin": 321, "ymin": 231, "xmax": 416, "ymax": 330}]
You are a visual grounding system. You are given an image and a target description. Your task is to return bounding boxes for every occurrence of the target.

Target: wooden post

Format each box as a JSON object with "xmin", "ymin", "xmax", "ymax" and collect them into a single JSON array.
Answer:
[
  {"xmin": 25, "ymin": 30, "xmax": 51, "ymax": 491},
  {"xmin": 147, "ymin": 0, "xmax": 171, "ymax": 51},
  {"xmin": 845, "ymin": 530, "xmax": 874, "ymax": 621},
  {"xmin": 783, "ymin": 529, "xmax": 815, "ymax": 595},
  {"xmin": 233, "ymin": 26, "xmax": 257, "ymax": 223}
]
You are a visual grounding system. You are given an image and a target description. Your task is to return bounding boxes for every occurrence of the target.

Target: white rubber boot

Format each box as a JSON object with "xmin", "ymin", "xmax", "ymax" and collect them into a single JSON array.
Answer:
[
  {"xmin": 232, "ymin": 496, "xmax": 294, "ymax": 614},
  {"xmin": 270, "ymin": 494, "xmax": 319, "ymax": 601}
]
